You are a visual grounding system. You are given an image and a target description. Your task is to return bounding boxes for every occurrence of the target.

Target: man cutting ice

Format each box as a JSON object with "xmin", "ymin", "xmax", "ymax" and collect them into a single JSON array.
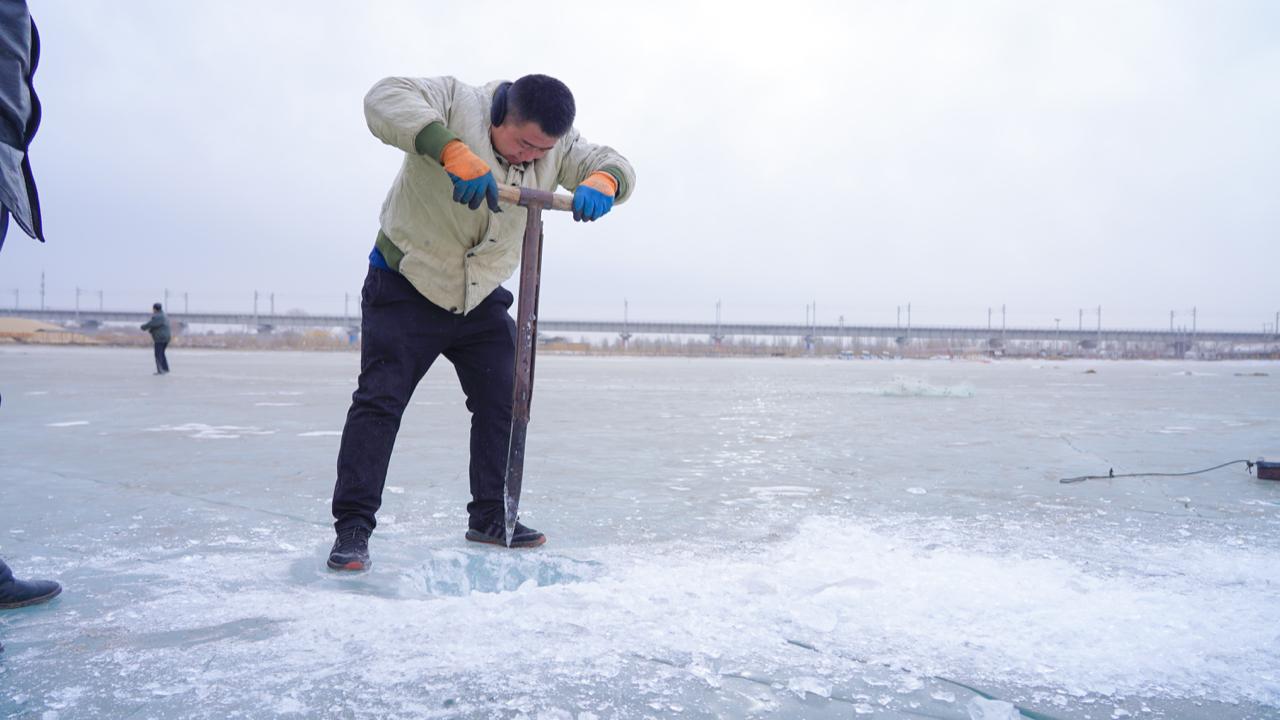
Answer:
[{"xmin": 327, "ymin": 74, "xmax": 635, "ymax": 570}]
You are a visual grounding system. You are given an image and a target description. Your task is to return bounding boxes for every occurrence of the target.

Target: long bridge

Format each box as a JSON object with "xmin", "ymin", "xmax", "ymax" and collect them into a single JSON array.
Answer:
[{"xmin": 3, "ymin": 308, "xmax": 1277, "ymax": 349}]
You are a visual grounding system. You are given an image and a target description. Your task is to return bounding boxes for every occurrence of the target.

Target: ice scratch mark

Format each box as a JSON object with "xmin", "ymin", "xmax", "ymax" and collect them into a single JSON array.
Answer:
[{"xmin": 146, "ymin": 423, "xmax": 276, "ymax": 440}]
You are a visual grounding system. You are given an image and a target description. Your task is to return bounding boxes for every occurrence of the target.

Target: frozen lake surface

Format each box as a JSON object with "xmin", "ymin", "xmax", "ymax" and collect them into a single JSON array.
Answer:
[{"xmin": 2, "ymin": 346, "xmax": 1278, "ymax": 719}]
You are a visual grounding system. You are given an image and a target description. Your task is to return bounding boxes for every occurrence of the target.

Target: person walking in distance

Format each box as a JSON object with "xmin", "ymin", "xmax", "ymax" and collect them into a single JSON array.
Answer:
[{"xmin": 140, "ymin": 302, "xmax": 171, "ymax": 374}]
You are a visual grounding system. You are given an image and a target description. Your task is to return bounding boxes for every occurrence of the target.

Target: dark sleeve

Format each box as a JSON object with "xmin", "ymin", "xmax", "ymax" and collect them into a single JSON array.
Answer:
[{"xmin": 0, "ymin": 3, "xmax": 44, "ymax": 247}]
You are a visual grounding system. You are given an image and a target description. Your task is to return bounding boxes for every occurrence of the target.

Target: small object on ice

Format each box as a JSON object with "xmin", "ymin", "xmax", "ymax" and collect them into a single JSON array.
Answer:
[
  {"xmin": 787, "ymin": 676, "xmax": 832, "ymax": 699},
  {"xmin": 906, "ymin": 487, "xmax": 927, "ymax": 495},
  {"xmin": 1083, "ymin": 369, "xmax": 1097, "ymax": 374},
  {"xmin": 790, "ymin": 603, "xmax": 839, "ymax": 632},
  {"xmin": 1257, "ymin": 458, "xmax": 1280, "ymax": 481},
  {"xmin": 966, "ymin": 697, "xmax": 1021, "ymax": 720}
]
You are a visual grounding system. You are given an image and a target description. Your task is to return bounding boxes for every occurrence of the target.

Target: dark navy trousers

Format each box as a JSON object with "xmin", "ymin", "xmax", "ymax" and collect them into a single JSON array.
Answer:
[
  {"xmin": 153, "ymin": 342, "xmax": 169, "ymax": 373},
  {"xmin": 332, "ymin": 266, "xmax": 516, "ymax": 533}
]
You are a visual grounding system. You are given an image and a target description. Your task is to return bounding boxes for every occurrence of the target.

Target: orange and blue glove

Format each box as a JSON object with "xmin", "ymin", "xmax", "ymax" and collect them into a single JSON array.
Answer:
[
  {"xmin": 572, "ymin": 171, "xmax": 617, "ymax": 222},
  {"xmin": 440, "ymin": 140, "xmax": 501, "ymax": 212}
]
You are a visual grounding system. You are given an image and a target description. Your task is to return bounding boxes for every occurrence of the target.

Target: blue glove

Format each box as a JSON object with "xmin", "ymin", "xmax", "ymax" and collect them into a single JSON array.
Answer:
[
  {"xmin": 448, "ymin": 172, "xmax": 501, "ymax": 212},
  {"xmin": 573, "ymin": 184, "xmax": 614, "ymax": 222}
]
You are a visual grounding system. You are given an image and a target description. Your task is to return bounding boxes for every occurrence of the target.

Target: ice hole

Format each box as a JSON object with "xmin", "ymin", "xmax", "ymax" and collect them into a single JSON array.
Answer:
[{"xmin": 408, "ymin": 549, "xmax": 600, "ymax": 597}]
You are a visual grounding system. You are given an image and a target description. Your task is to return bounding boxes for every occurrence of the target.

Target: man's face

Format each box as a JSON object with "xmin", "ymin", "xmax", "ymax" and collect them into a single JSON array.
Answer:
[{"xmin": 490, "ymin": 120, "xmax": 558, "ymax": 165}]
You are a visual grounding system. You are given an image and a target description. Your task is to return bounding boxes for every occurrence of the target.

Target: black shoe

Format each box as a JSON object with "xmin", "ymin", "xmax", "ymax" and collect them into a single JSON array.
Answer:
[
  {"xmin": 465, "ymin": 520, "xmax": 546, "ymax": 548},
  {"xmin": 0, "ymin": 576, "xmax": 62, "ymax": 610},
  {"xmin": 327, "ymin": 527, "xmax": 371, "ymax": 570}
]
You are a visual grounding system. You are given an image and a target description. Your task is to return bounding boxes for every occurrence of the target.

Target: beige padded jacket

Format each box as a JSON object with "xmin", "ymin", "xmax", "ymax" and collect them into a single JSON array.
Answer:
[{"xmin": 364, "ymin": 76, "xmax": 636, "ymax": 315}]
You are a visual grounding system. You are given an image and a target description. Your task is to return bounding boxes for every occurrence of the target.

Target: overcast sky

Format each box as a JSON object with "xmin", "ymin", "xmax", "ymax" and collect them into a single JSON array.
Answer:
[{"xmin": 1, "ymin": 0, "xmax": 1277, "ymax": 330}]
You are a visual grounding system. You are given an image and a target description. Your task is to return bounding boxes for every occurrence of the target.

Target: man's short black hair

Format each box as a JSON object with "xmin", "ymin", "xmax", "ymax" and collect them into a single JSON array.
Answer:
[
  {"xmin": 508, "ymin": 74, "xmax": 576, "ymax": 138},
  {"xmin": 153, "ymin": 303, "xmax": 162, "ymax": 311}
]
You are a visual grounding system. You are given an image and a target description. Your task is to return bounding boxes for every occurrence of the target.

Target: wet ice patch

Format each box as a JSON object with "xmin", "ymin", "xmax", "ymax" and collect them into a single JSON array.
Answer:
[
  {"xmin": 297, "ymin": 430, "xmax": 341, "ymax": 437},
  {"xmin": 146, "ymin": 423, "xmax": 276, "ymax": 440},
  {"xmin": 966, "ymin": 697, "xmax": 1021, "ymax": 719},
  {"xmin": 46, "ymin": 420, "xmax": 89, "ymax": 427},
  {"xmin": 748, "ymin": 485, "xmax": 818, "ymax": 500},
  {"xmin": 874, "ymin": 375, "xmax": 975, "ymax": 398}
]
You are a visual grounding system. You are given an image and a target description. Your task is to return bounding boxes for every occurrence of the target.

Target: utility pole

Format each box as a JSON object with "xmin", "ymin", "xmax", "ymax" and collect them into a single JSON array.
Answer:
[
  {"xmin": 98, "ymin": 290, "xmax": 104, "ymax": 311},
  {"xmin": 1078, "ymin": 308, "xmax": 1083, "ymax": 331},
  {"xmin": 712, "ymin": 299, "xmax": 723, "ymax": 347},
  {"xmin": 620, "ymin": 298, "xmax": 631, "ymax": 349},
  {"xmin": 1170, "ymin": 310, "xmax": 1175, "ymax": 332},
  {"xmin": 803, "ymin": 301, "xmax": 816, "ymax": 354},
  {"xmin": 184, "ymin": 292, "xmax": 189, "ymax": 315},
  {"xmin": 987, "ymin": 307, "xmax": 992, "ymax": 331},
  {"xmin": 270, "ymin": 293, "xmax": 275, "ymax": 316},
  {"xmin": 344, "ymin": 292, "xmax": 350, "ymax": 321},
  {"xmin": 1055, "ymin": 318, "xmax": 1061, "ymax": 349},
  {"xmin": 906, "ymin": 302, "xmax": 912, "ymax": 341},
  {"xmin": 75, "ymin": 286, "xmax": 81, "ymax": 321},
  {"xmin": 896, "ymin": 305, "xmax": 901, "ymax": 329},
  {"xmin": 1096, "ymin": 305, "xmax": 1102, "ymax": 350},
  {"xmin": 253, "ymin": 290, "xmax": 259, "ymax": 326},
  {"xmin": 1001, "ymin": 304, "xmax": 1007, "ymax": 343},
  {"xmin": 164, "ymin": 288, "xmax": 170, "ymax": 311}
]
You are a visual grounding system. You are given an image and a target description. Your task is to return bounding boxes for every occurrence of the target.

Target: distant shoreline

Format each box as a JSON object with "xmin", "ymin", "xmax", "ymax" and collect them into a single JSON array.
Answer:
[{"xmin": 3, "ymin": 338, "xmax": 1278, "ymax": 364}]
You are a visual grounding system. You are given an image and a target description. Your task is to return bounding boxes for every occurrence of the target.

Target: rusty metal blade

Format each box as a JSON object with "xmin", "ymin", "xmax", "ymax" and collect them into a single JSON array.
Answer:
[{"xmin": 502, "ymin": 195, "xmax": 546, "ymax": 546}]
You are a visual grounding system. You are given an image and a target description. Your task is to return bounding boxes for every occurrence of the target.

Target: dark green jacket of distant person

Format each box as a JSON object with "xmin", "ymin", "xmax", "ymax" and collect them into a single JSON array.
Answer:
[{"xmin": 141, "ymin": 312, "xmax": 170, "ymax": 343}]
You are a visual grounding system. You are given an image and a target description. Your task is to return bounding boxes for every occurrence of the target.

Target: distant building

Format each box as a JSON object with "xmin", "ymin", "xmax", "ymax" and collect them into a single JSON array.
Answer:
[{"xmin": 0, "ymin": 317, "xmax": 98, "ymax": 345}]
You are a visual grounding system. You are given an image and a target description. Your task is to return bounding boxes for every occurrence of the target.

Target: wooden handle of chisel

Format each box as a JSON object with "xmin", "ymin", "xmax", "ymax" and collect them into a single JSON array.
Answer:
[{"xmin": 498, "ymin": 185, "xmax": 575, "ymax": 213}]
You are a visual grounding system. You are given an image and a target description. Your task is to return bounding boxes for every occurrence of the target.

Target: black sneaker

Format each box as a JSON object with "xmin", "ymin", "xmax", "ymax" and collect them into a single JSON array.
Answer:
[
  {"xmin": 465, "ymin": 520, "xmax": 546, "ymax": 548},
  {"xmin": 327, "ymin": 527, "xmax": 371, "ymax": 570}
]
